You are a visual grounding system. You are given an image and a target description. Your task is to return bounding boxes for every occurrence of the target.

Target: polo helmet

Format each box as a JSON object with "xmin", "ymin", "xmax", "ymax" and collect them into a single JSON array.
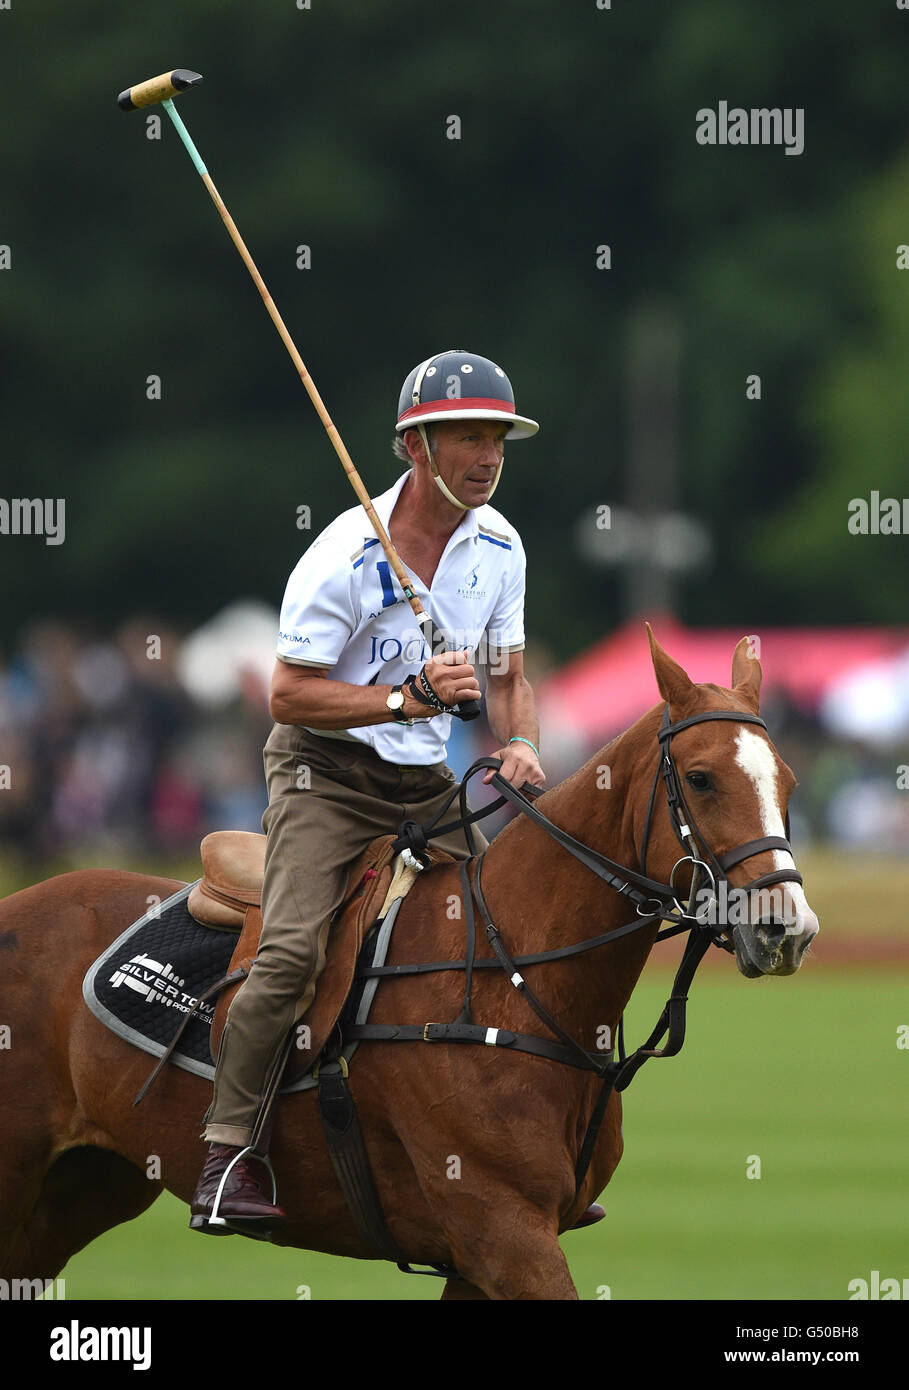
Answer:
[
  {"xmin": 395, "ymin": 350, "xmax": 538, "ymax": 510},
  {"xmin": 396, "ymin": 349, "xmax": 539, "ymax": 439}
]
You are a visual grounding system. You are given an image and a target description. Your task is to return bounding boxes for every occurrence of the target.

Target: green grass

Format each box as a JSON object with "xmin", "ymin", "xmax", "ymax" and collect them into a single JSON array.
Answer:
[{"xmin": 56, "ymin": 969, "xmax": 908, "ymax": 1301}]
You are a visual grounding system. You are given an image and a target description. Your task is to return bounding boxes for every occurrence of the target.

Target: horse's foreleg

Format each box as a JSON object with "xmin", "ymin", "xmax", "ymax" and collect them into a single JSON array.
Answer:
[
  {"xmin": 445, "ymin": 1215, "xmax": 579, "ymax": 1301},
  {"xmin": 440, "ymin": 1278, "xmax": 489, "ymax": 1300},
  {"xmin": 390, "ymin": 1086, "xmax": 581, "ymax": 1300},
  {"xmin": 0, "ymin": 1146, "xmax": 160, "ymax": 1283}
]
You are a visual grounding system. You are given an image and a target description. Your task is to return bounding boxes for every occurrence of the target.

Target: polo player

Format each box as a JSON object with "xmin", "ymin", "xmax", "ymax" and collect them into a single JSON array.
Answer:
[{"xmin": 190, "ymin": 349, "xmax": 545, "ymax": 1235}]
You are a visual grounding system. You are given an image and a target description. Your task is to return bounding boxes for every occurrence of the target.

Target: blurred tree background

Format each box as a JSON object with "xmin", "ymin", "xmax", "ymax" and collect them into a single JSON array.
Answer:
[{"xmin": 1, "ymin": 0, "xmax": 907, "ymax": 659}]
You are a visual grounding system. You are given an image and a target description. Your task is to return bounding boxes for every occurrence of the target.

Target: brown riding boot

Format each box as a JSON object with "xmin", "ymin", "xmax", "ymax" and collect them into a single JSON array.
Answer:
[{"xmin": 189, "ymin": 1143, "xmax": 286, "ymax": 1238}]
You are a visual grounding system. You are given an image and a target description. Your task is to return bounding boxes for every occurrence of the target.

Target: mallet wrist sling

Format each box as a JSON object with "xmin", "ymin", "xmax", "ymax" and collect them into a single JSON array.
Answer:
[{"xmin": 404, "ymin": 670, "xmax": 459, "ymax": 715}]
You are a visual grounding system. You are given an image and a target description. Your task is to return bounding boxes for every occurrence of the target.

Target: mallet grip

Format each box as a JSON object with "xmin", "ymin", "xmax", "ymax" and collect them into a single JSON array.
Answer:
[
  {"xmin": 118, "ymin": 69, "xmax": 203, "ymax": 111},
  {"xmin": 417, "ymin": 615, "xmax": 482, "ymax": 722}
]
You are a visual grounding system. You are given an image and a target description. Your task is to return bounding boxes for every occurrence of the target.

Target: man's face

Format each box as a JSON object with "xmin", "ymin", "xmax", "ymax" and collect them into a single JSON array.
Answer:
[{"xmin": 409, "ymin": 419, "xmax": 508, "ymax": 506}]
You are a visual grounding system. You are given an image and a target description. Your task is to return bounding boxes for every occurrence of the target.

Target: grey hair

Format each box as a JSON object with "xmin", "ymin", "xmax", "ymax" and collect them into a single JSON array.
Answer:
[{"xmin": 391, "ymin": 424, "xmax": 438, "ymax": 465}]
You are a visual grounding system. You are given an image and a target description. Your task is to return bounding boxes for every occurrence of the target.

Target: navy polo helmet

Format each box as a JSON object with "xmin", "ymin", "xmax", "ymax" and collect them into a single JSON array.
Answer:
[{"xmin": 395, "ymin": 350, "xmax": 539, "ymax": 439}]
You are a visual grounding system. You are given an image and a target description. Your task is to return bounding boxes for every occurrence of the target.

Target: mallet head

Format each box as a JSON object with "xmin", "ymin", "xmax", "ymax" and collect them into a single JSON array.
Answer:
[{"xmin": 118, "ymin": 69, "xmax": 203, "ymax": 111}]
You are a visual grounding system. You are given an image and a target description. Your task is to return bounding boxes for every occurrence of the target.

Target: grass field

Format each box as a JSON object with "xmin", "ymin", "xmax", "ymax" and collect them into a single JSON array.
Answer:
[{"xmin": 5, "ymin": 850, "xmax": 907, "ymax": 1301}]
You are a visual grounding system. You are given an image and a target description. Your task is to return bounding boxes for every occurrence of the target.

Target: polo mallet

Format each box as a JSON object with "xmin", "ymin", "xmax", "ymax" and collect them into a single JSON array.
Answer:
[{"xmin": 117, "ymin": 69, "xmax": 479, "ymax": 720}]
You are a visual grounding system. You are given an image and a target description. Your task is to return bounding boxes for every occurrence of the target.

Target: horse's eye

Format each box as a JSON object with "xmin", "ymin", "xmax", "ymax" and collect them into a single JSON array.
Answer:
[{"xmin": 686, "ymin": 771, "xmax": 712, "ymax": 792}]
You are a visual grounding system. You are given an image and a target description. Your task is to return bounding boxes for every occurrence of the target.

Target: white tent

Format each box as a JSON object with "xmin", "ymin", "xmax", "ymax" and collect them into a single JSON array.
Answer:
[
  {"xmin": 176, "ymin": 599, "xmax": 279, "ymax": 709},
  {"xmin": 820, "ymin": 645, "xmax": 909, "ymax": 746}
]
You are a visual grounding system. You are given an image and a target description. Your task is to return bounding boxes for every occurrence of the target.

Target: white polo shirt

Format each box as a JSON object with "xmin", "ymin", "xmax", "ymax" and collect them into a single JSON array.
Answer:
[{"xmin": 275, "ymin": 470, "xmax": 526, "ymax": 765}]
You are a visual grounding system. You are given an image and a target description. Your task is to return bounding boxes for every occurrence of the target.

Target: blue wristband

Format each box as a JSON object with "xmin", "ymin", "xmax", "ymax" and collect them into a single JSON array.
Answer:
[{"xmin": 509, "ymin": 736, "xmax": 540, "ymax": 760}]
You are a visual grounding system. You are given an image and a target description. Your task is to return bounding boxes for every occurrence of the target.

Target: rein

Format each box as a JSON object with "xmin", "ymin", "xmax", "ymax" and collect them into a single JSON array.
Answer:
[{"xmin": 348, "ymin": 704, "xmax": 804, "ymax": 1197}]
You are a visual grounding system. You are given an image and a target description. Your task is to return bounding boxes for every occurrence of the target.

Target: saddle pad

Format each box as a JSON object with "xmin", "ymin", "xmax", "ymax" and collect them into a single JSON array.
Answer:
[{"xmin": 82, "ymin": 882, "xmax": 401, "ymax": 1093}]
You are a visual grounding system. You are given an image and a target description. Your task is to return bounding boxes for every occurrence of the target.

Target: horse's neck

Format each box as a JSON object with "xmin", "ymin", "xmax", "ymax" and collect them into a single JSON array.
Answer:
[
  {"xmin": 477, "ymin": 713, "xmax": 661, "ymax": 1027},
  {"xmin": 484, "ymin": 715, "xmax": 657, "ymax": 916}
]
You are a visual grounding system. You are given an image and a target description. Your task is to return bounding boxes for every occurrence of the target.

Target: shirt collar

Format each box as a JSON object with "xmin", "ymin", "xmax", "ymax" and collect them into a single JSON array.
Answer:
[{"xmin": 369, "ymin": 470, "xmax": 481, "ymax": 545}]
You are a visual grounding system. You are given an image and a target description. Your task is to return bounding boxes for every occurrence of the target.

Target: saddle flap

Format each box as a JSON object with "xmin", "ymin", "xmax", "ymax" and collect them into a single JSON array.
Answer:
[{"xmin": 209, "ymin": 834, "xmax": 443, "ymax": 1082}]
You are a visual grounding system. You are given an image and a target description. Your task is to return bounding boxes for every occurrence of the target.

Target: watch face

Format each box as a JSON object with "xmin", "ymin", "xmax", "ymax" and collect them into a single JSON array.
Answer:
[{"xmin": 387, "ymin": 691, "xmax": 405, "ymax": 710}]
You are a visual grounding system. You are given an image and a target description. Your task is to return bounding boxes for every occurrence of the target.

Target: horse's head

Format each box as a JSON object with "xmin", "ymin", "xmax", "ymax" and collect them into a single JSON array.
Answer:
[{"xmin": 641, "ymin": 625, "xmax": 819, "ymax": 978}]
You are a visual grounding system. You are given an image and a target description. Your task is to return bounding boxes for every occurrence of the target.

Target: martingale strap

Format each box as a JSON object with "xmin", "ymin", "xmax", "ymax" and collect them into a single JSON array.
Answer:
[
  {"xmin": 393, "ymin": 757, "xmax": 693, "ymax": 909},
  {"xmin": 349, "ymin": 842, "xmax": 720, "ymax": 1206},
  {"xmin": 348, "ymin": 859, "xmax": 616, "ymax": 1078},
  {"xmin": 339, "ymin": 706, "xmax": 805, "ymax": 1233},
  {"xmin": 573, "ymin": 924, "xmax": 714, "ymax": 1190}
]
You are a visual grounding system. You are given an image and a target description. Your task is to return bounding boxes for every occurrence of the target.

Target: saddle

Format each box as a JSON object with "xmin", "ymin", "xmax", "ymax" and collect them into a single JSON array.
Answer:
[{"xmin": 187, "ymin": 829, "xmax": 454, "ymax": 1085}]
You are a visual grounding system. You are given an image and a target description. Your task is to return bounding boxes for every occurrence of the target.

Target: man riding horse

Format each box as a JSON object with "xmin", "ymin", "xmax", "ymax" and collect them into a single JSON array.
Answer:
[{"xmin": 190, "ymin": 349, "xmax": 545, "ymax": 1235}]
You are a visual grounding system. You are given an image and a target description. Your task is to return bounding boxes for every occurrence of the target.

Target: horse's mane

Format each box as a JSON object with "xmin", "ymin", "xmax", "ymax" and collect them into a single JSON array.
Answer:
[
  {"xmin": 487, "ymin": 678, "xmax": 757, "ymax": 851},
  {"xmin": 485, "ymin": 699, "xmax": 665, "ymax": 852}
]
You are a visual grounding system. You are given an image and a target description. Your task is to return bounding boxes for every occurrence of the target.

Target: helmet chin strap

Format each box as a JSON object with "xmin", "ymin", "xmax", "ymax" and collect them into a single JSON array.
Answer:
[{"xmin": 417, "ymin": 423, "xmax": 503, "ymax": 511}]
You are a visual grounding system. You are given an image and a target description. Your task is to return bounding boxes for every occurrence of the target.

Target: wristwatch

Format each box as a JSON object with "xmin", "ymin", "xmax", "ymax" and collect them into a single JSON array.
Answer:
[{"xmin": 386, "ymin": 685, "xmax": 413, "ymax": 726}]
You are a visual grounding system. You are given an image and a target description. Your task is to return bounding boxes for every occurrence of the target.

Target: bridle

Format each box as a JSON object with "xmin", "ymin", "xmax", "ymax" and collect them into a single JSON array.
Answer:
[
  {"xmin": 640, "ymin": 707, "xmax": 803, "ymax": 933},
  {"xmin": 350, "ymin": 703, "xmax": 806, "ymax": 1201}
]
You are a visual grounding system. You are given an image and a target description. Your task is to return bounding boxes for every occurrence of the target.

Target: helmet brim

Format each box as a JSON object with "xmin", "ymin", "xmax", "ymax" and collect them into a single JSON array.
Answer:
[{"xmin": 396, "ymin": 407, "xmax": 539, "ymax": 440}]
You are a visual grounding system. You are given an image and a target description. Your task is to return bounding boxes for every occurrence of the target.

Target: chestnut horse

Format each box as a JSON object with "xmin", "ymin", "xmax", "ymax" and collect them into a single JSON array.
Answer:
[{"xmin": 0, "ymin": 630, "xmax": 818, "ymax": 1300}]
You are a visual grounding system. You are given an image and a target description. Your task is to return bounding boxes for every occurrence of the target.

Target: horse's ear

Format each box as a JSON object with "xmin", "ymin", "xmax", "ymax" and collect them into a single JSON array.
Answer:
[
  {"xmin": 731, "ymin": 635, "xmax": 762, "ymax": 712},
  {"xmin": 646, "ymin": 622, "xmax": 697, "ymax": 716}
]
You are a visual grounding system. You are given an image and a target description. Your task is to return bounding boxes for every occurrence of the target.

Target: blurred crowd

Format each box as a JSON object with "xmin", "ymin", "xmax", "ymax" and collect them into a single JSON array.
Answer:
[
  {"xmin": 0, "ymin": 618, "xmax": 273, "ymax": 867},
  {"xmin": 0, "ymin": 618, "xmax": 908, "ymax": 874},
  {"xmin": 744, "ymin": 690, "xmax": 909, "ymax": 854}
]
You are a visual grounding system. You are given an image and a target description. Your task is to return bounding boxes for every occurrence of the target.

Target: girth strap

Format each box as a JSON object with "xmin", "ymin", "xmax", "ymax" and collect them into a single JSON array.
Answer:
[
  {"xmin": 316, "ymin": 1060, "xmax": 459, "ymax": 1279},
  {"xmin": 317, "ymin": 1062, "xmax": 409, "ymax": 1263},
  {"xmin": 345, "ymin": 1020, "xmax": 611, "ymax": 1071}
]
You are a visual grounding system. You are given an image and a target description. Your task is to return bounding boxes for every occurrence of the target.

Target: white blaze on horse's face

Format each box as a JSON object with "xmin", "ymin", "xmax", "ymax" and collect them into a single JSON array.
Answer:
[{"xmin": 730, "ymin": 728, "xmax": 819, "ymax": 977}]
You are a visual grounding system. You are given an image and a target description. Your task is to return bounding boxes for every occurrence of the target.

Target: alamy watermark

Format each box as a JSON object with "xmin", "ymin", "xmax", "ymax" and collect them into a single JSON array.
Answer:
[
  {"xmin": 0, "ymin": 498, "xmax": 65, "ymax": 545},
  {"xmin": 847, "ymin": 491, "xmax": 909, "ymax": 534},
  {"xmin": 696, "ymin": 102, "xmax": 804, "ymax": 156},
  {"xmin": 0, "ymin": 1277, "xmax": 65, "ymax": 1299},
  {"xmin": 848, "ymin": 1270, "xmax": 908, "ymax": 1300},
  {"xmin": 50, "ymin": 1321, "xmax": 151, "ymax": 1370},
  {"xmin": 692, "ymin": 881, "xmax": 788, "ymax": 927}
]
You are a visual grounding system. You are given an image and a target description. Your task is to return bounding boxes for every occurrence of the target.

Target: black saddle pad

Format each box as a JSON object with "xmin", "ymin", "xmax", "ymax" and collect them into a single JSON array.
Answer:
[
  {"xmin": 82, "ymin": 882, "xmax": 398, "ymax": 1092},
  {"xmin": 82, "ymin": 884, "xmax": 233, "ymax": 1081}
]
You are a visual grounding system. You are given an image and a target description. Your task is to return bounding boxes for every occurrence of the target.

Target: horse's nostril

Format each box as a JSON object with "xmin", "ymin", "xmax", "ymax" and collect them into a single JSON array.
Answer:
[{"xmin": 754, "ymin": 918, "xmax": 787, "ymax": 948}]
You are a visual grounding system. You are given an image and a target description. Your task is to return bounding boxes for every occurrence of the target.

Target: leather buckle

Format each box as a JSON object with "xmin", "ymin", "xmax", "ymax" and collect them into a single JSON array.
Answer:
[{"xmin": 312, "ymin": 1055, "xmax": 349, "ymax": 1080}]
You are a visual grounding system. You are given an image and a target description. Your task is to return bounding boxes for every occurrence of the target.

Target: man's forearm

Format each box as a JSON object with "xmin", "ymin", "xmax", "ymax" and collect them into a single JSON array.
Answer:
[
  {"xmin": 271, "ymin": 651, "xmax": 483, "ymax": 730},
  {"xmin": 271, "ymin": 673, "xmax": 419, "ymax": 729},
  {"xmin": 485, "ymin": 675, "xmax": 539, "ymax": 750}
]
